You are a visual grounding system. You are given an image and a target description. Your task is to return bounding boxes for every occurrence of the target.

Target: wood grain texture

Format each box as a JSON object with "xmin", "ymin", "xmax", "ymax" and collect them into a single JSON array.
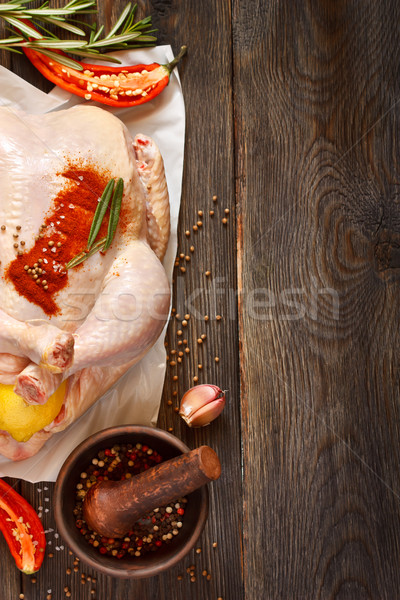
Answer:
[
  {"xmin": 3, "ymin": 0, "xmax": 400, "ymax": 598},
  {"xmin": 0, "ymin": 1, "xmax": 242, "ymax": 599},
  {"xmin": 234, "ymin": 0, "xmax": 400, "ymax": 598}
]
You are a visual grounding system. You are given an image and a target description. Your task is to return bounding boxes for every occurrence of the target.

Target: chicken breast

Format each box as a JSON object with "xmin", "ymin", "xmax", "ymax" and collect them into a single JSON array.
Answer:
[{"xmin": 0, "ymin": 104, "xmax": 170, "ymax": 459}]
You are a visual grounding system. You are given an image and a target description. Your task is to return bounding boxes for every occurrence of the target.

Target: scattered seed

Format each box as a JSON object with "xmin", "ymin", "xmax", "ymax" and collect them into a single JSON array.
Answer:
[
  {"xmin": 215, "ymin": 357, "xmax": 220, "ymax": 363},
  {"xmin": 201, "ymin": 334, "xmax": 207, "ymax": 340},
  {"xmin": 205, "ymin": 270, "xmax": 211, "ymax": 277},
  {"xmin": 212, "ymin": 195, "xmax": 218, "ymax": 201},
  {"xmin": 209, "ymin": 210, "xmax": 215, "ymax": 216},
  {"xmin": 193, "ymin": 376, "xmax": 199, "ymax": 383},
  {"xmin": 216, "ymin": 315, "xmax": 222, "ymax": 321},
  {"xmin": 182, "ymin": 320, "xmax": 188, "ymax": 327},
  {"xmin": 222, "ymin": 218, "xmax": 228, "ymax": 224},
  {"xmin": 198, "ymin": 364, "xmax": 203, "ymax": 369},
  {"xmin": 196, "ymin": 547, "xmax": 202, "ymax": 553},
  {"xmin": 177, "ymin": 330, "xmax": 183, "ymax": 336},
  {"xmin": 190, "ymin": 245, "xmax": 195, "ymax": 252},
  {"xmin": 204, "ymin": 315, "xmax": 209, "ymax": 321},
  {"xmin": 180, "ymin": 267, "xmax": 186, "ymax": 273},
  {"xmin": 185, "ymin": 348, "xmax": 190, "ymax": 353},
  {"xmin": 197, "ymin": 221, "xmax": 203, "ymax": 227},
  {"xmin": 197, "ymin": 210, "xmax": 203, "ymax": 217},
  {"xmin": 0, "ymin": 225, "xmax": 5, "ymax": 231},
  {"xmin": 225, "ymin": 208, "xmax": 230, "ymax": 214},
  {"xmin": 185, "ymin": 230, "xmax": 190, "ymax": 237}
]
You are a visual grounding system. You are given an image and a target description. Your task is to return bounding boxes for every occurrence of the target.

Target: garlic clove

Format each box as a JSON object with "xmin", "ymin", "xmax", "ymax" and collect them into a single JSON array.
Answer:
[{"xmin": 179, "ymin": 384, "xmax": 226, "ymax": 427}]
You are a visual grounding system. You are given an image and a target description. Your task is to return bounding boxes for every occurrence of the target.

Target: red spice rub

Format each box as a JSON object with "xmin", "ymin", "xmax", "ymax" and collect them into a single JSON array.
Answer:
[{"xmin": 6, "ymin": 163, "xmax": 111, "ymax": 316}]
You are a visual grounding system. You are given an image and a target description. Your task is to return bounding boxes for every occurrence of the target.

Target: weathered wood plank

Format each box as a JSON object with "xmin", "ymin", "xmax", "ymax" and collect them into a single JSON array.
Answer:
[
  {"xmin": 151, "ymin": 0, "xmax": 243, "ymax": 598},
  {"xmin": 234, "ymin": 0, "xmax": 400, "ymax": 598}
]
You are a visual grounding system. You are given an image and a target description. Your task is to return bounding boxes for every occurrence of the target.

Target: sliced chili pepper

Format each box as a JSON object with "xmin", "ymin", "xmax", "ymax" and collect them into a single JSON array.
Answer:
[
  {"xmin": 0, "ymin": 478, "xmax": 46, "ymax": 574},
  {"xmin": 23, "ymin": 44, "xmax": 186, "ymax": 108}
]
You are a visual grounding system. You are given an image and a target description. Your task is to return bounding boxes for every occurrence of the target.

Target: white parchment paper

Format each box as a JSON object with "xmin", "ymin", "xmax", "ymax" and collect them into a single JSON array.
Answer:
[{"xmin": 0, "ymin": 46, "xmax": 184, "ymax": 482}]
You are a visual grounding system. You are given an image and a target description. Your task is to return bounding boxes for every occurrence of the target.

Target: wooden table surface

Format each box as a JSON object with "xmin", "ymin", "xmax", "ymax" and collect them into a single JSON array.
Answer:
[{"xmin": 1, "ymin": 1, "xmax": 400, "ymax": 598}]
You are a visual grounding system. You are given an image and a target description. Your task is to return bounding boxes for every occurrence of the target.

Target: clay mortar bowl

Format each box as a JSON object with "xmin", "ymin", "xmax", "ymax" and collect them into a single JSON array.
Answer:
[{"xmin": 54, "ymin": 425, "xmax": 209, "ymax": 578}]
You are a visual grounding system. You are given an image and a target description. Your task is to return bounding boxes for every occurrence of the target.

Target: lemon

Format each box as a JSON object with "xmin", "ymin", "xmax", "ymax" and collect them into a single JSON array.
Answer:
[{"xmin": 0, "ymin": 381, "xmax": 66, "ymax": 443}]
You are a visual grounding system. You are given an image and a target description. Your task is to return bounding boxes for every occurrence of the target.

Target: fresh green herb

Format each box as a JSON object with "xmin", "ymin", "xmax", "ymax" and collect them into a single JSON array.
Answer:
[
  {"xmin": 66, "ymin": 176, "xmax": 124, "ymax": 270},
  {"xmin": 65, "ymin": 236, "xmax": 106, "ymax": 269},
  {"xmin": 0, "ymin": 1, "xmax": 157, "ymax": 68},
  {"xmin": 86, "ymin": 177, "xmax": 114, "ymax": 250},
  {"xmin": 103, "ymin": 178, "xmax": 123, "ymax": 251}
]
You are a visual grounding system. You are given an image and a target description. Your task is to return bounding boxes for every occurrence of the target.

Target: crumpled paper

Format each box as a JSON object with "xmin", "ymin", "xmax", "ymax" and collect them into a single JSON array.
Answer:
[{"xmin": 0, "ymin": 46, "xmax": 184, "ymax": 482}]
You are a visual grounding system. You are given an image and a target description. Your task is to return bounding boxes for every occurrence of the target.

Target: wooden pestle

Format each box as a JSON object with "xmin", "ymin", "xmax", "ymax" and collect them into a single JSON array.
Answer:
[{"xmin": 82, "ymin": 445, "xmax": 221, "ymax": 538}]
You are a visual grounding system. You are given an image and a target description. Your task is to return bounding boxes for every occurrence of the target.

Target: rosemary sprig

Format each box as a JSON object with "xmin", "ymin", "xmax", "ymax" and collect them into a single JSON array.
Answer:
[
  {"xmin": 86, "ymin": 178, "xmax": 115, "ymax": 250},
  {"xmin": 103, "ymin": 178, "xmax": 123, "ymax": 251},
  {"xmin": 0, "ymin": 1, "xmax": 157, "ymax": 67},
  {"xmin": 65, "ymin": 235, "xmax": 106, "ymax": 269},
  {"xmin": 66, "ymin": 177, "xmax": 124, "ymax": 270}
]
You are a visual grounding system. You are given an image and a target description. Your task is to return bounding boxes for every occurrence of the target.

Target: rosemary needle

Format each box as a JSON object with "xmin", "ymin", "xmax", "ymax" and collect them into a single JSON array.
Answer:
[
  {"xmin": 66, "ymin": 176, "xmax": 124, "ymax": 270},
  {"xmin": 65, "ymin": 237, "xmax": 106, "ymax": 270},
  {"xmin": 103, "ymin": 178, "xmax": 124, "ymax": 251},
  {"xmin": 87, "ymin": 178, "xmax": 114, "ymax": 250}
]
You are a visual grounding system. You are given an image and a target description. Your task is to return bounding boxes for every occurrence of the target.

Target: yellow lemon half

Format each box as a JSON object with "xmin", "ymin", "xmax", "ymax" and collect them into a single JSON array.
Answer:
[{"xmin": 0, "ymin": 381, "xmax": 66, "ymax": 443}]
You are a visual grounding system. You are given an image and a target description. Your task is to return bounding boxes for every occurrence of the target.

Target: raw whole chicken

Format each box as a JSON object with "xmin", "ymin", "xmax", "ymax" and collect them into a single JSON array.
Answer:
[{"xmin": 0, "ymin": 104, "xmax": 171, "ymax": 460}]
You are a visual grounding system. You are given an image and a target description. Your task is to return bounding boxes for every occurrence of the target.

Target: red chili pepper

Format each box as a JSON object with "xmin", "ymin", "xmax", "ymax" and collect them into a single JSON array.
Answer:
[
  {"xmin": 0, "ymin": 478, "xmax": 46, "ymax": 574},
  {"xmin": 23, "ymin": 43, "xmax": 186, "ymax": 108}
]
